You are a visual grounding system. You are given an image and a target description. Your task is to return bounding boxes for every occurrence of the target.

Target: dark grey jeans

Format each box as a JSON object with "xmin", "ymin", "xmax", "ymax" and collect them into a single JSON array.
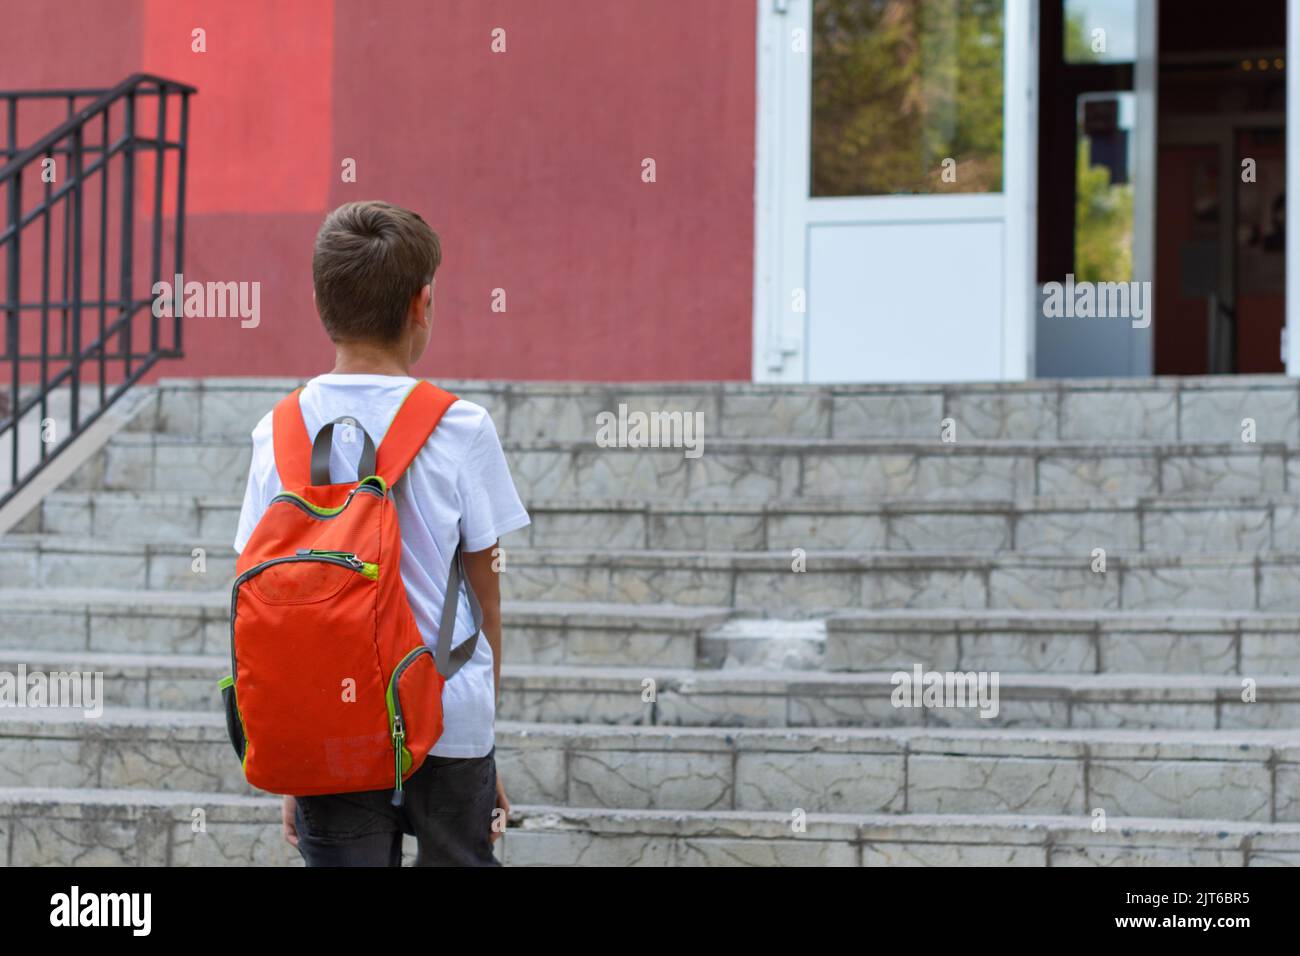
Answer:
[{"xmin": 294, "ymin": 748, "xmax": 501, "ymax": 866}]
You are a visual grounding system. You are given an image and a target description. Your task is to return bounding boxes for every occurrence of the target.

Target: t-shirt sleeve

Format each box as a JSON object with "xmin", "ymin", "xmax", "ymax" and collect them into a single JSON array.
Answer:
[
  {"xmin": 457, "ymin": 410, "xmax": 531, "ymax": 553},
  {"xmin": 233, "ymin": 413, "xmax": 277, "ymax": 553}
]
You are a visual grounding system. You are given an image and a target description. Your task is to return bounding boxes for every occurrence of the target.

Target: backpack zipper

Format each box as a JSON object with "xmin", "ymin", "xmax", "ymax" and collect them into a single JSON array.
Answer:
[
  {"xmin": 391, "ymin": 714, "xmax": 406, "ymax": 807},
  {"xmin": 386, "ymin": 644, "xmax": 433, "ymax": 807},
  {"xmin": 295, "ymin": 548, "xmax": 365, "ymax": 570},
  {"xmin": 272, "ymin": 481, "xmax": 384, "ymax": 519}
]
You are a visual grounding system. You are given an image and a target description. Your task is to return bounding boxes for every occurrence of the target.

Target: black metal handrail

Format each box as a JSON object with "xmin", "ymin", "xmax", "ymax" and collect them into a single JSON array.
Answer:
[{"xmin": 0, "ymin": 73, "xmax": 195, "ymax": 508}]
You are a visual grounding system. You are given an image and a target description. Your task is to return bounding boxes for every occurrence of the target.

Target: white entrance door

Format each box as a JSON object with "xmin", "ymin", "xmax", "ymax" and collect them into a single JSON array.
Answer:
[{"xmin": 754, "ymin": 0, "xmax": 1038, "ymax": 383}]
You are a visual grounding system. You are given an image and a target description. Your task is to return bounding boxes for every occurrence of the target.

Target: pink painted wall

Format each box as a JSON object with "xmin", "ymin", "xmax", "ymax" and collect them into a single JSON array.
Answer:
[{"xmin": 0, "ymin": 0, "xmax": 757, "ymax": 381}]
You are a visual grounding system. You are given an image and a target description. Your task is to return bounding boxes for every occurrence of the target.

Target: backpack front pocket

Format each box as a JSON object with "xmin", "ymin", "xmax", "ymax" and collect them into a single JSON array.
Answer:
[
  {"xmin": 230, "ymin": 552, "xmax": 390, "ymax": 796},
  {"xmin": 246, "ymin": 551, "xmax": 378, "ymax": 605}
]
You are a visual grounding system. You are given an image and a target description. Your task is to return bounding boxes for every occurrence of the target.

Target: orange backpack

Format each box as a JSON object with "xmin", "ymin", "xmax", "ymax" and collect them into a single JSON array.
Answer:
[{"xmin": 220, "ymin": 381, "xmax": 480, "ymax": 806}]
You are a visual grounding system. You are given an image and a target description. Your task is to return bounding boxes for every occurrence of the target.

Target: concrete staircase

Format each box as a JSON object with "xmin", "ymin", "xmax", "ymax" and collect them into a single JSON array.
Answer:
[{"xmin": 3, "ymin": 376, "xmax": 1300, "ymax": 866}]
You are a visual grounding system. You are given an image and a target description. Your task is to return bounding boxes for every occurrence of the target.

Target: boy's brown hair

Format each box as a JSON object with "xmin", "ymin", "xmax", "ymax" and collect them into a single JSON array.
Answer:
[{"xmin": 312, "ymin": 201, "xmax": 441, "ymax": 344}]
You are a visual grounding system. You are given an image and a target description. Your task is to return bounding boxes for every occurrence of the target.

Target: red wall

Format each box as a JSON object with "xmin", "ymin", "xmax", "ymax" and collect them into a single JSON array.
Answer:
[{"xmin": 0, "ymin": 0, "xmax": 757, "ymax": 381}]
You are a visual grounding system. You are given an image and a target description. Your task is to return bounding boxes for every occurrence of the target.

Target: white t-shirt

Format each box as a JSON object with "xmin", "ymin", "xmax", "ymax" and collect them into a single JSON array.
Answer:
[{"xmin": 233, "ymin": 373, "xmax": 530, "ymax": 758}]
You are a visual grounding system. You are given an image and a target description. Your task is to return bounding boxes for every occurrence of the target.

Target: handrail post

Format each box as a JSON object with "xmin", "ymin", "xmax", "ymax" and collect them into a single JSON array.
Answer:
[
  {"xmin": 119, "ymin": 90, "xmax": 135, "ymax": 378},
  {"xmin": 97, "ymin": 106, "xmax": 109, "ymax": 407},
  {"xmin": 5, "ymin": 96, "xmax": 17, "ymax": 490},
  {"xmin": 149, "ymin": 84, "xmax": 166, "ymax": 356},
  {"xmin": 174, "ymin": 90, "xmax": 189, "ymax": 356},
  {"xmin": 4, "ymin": 167, "xmax": 18, "ymax": 489},
  {"xmin": 70, "ymin": 125, "xmax": 84, "ymax": 433}
]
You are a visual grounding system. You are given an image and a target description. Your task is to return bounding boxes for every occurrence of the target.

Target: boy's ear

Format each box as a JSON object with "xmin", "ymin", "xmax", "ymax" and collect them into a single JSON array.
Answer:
[{"xmin": 409, "ymin": 283, "xmax": 433, "ymax": 330}]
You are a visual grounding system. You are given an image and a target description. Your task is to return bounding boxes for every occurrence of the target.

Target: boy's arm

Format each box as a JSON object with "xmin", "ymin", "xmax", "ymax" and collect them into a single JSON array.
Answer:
[
  {"xmin": 464, "ymin": 542, "xmax": 502, "ymax": 700},
  {"xmin": 463, "ymin": 541, "xmax": 509, "ymax": 841},
  {"xmin": 455, "ymin": 411, "xmax": 527, "ymax": 700}
]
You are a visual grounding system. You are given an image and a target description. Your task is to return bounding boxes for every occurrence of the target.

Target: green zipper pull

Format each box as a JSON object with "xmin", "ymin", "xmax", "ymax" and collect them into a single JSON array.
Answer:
[{"xmin": 390, "ymin": 716, "xmax": 406, "ymax": 807}]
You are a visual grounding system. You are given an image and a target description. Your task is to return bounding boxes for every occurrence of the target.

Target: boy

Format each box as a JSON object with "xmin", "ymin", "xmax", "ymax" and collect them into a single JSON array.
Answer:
[{"xmin": 233, "ymin": 201, "xmax": 530, "ymax": 866}]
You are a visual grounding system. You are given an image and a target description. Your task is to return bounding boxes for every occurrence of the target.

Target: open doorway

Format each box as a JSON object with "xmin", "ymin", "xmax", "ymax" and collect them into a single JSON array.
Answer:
[
  {"xmin": 1156, "ymin": 0, "xmax": 1286, "ymax": 374},
  {"xmin": 1035, "ymin": 0, "xmax": 1287, "ymax": 376}
]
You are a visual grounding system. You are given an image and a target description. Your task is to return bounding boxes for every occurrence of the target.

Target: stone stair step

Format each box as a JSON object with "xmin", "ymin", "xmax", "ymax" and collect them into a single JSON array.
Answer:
[
  {"xmin": 0, "ymin": 709, "xmax": 1295, "ymax": 822},
  {"xmin": 68, "ymin": 431, "xmax": 1298, "ymax": 500},
  {"xmin": 0, "ymin": 786, "xmax": 296, "ymax": 866},
  {"xmin": 503, "ymin": 724, "xmax": 1300, "ymax": 822},
  {"xmin": 0, "ymin": 591, "xmax": 729, "ymax": 667},
  {"xmin": 824, "ymin": 608, "xmax": 1300, "ymax": 675},
  {"xmin": 0, "ymin": 651, "xmax": 1294, "ymax": 728},
  {"xmin": 4, "ymin": 787, "xmax": 1297, "ymax": 865},
  {"xmin": 24, "ymin": 488, "xmax": 1300, "ymax": 555},
  {"xmin": 709, "ymin": 608, "xmax": 1300, "ymax": 675},
  {"xmin": 137, "ymin": 376, "xmax": 1300, "ymax": 445},
  {"xmin": 7, "ymin": 536, "xmax": 1300, "ymax": 613},
  {"xmin": 501, "ymin": 805, "xmax": 1300, "ymax": 866},
  {"xmin": 500, "ymin": 666, "xmax": 1300, "ymax": 730}
]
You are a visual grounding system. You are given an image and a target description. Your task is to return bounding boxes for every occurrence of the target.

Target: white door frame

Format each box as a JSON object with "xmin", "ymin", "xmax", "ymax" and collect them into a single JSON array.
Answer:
[
  {"xmin": 752, "ymin": 0, "xmax": 1039, "ymax": 383},
  {"xmin": 1004, "ymin": 0, "xmax": 1038, "ymax": 380},
  {"xmin": 1132, "ymin": 0, "xmax": 1158, "ymax": 376}
]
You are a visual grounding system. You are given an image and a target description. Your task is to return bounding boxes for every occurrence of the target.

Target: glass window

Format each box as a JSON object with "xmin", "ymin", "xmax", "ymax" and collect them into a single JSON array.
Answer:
[{"xmin": 811, "ymin": 0, "xmax": 1004, "ymax": 197}]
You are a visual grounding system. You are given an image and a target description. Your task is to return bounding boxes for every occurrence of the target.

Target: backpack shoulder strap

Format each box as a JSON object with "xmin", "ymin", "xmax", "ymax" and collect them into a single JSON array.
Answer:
[
  {"xmin": 271, "ymin": 387, "xmax": 313, "ymax": 489},
  {"xmin": 378, "ymin": 381, "xmax": 479, "ymax": 680},
  {"xmin": 375, "ymin": 381, "xmax": 458, "ymax": 488},
  {"xmin": 435, "ymin": 543, "xmax": 482, "ymax": 679}
]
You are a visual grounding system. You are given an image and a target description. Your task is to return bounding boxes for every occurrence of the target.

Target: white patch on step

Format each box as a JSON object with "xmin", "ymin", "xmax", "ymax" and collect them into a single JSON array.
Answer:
[{"xmin": 702, "ymin": 619, "xmax": 827, "ymax": 670}]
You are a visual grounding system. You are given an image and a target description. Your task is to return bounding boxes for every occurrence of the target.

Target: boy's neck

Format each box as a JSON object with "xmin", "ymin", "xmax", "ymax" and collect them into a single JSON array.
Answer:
[{"xmin": 330, "ymin": 341, "xmax": 412, "ymax": 377}]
